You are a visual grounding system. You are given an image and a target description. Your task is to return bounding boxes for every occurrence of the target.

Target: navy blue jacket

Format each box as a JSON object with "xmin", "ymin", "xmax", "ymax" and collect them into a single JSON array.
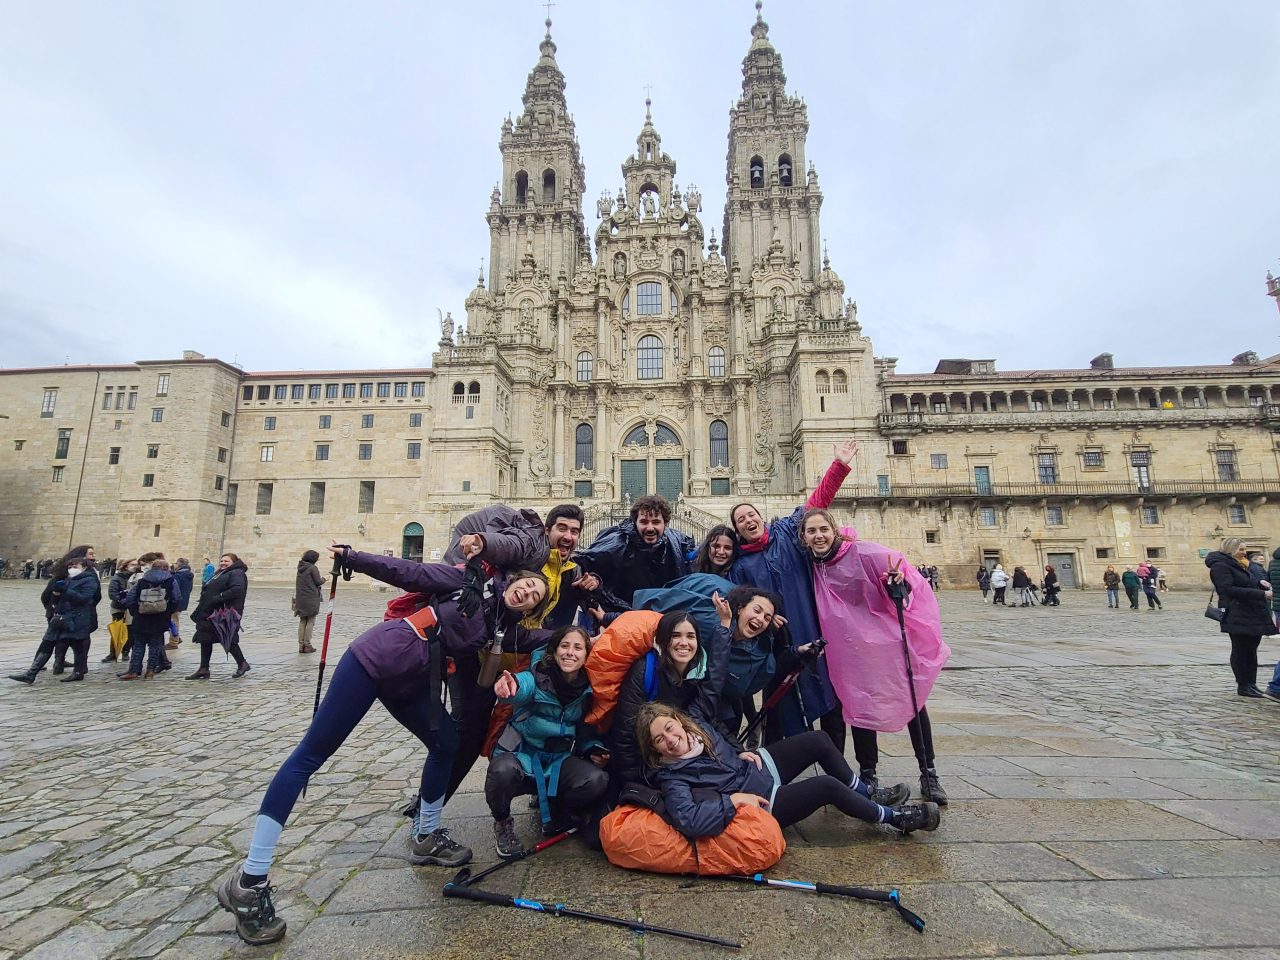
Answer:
[
  {"xmin": 172, "ymin": 567, "xmax": 195, "ymax": 610},
  {"xmin": 126, "ymin": 568, "xmax": 180, "ymax": 634},
  {"xmin": 575, "ymin": 521, "xmax": 695, "ymax": 610},
  {"xmin": 653, "ymin": 725, "xmax": 775, "ymax": 838},
  {"xmin": 728, "ymin": 506, "xmax": 835, "ymax": 722}
]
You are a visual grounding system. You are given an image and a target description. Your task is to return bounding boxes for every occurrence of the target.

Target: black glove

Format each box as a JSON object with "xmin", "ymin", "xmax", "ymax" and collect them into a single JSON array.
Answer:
[{"xmin": 456, "ymin": 558, "xmax": 487, "ymax": 619}]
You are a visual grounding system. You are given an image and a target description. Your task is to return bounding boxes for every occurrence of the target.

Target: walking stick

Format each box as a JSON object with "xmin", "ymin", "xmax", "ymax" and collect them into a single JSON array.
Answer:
[
  {"xmin": 451, "ymin": 828, "xmax": 576, "ymax": 889},
  {"xmin": 885, "ymin": 558, "xmax": 922, "ymax": 722},
  {"xmin": 721, "ymin": 873, "xmax": 926, "ymax": 933},
  {"xmin": 303, "ymin": 551, "xmax": 350, "ymax": 799},
  {"xmin": 740, "ymin": 637, "xmax": 827, "ymax": 743},
  {"xmin": 442, "ymin": 883, "xmax": 741, "ymax": 948}
]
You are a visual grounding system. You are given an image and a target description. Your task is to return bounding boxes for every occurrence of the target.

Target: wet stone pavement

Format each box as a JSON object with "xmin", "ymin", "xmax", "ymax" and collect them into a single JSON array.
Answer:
[{"xmin": 0, "ymin": 578, "xmax": 1277, "ymax": 959}]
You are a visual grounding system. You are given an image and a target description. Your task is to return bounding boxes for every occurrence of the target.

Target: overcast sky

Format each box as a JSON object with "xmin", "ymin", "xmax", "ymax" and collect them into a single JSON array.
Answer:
[{"xmin": 2, "ymin": 1, "xmax": 1278, "ymax": 375}]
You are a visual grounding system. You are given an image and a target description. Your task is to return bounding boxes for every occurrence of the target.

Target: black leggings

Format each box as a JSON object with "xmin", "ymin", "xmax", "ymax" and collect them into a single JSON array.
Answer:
[
  {"xmin": 1229, "ymin": 634, "xmax": 1261, "ymax": 689},
  {"xmin": 199, "ymin": 639, "xmax": 245, "ymax": 670},
  {"xmin": 445, "ymin": 653, "xmax": 498, "ymax": 801},
  {"xmin": 766, "ymin": 730, "xmax": 883, "ymax": 829},
  {"xmin": 851, "ymin": 706, "xmax": 936, "ymax": 774},
  {"xmin": 485, "ymin": 751, "xmax": 608, "ymax": 822}
]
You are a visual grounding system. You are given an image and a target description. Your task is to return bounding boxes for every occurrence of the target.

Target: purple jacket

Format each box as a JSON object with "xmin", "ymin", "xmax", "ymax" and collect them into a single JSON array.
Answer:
[{"xmin": 343, "ymin": 551, "xmax": 552, "ymax": 700}]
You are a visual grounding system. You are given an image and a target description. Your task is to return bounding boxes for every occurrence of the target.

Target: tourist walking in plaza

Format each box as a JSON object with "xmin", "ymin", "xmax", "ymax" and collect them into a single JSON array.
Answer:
[
  {"xmin": 976, "ymin": 565, "xmax": 991, "ymax": 601},
  {"xmin": 103, "ymin": 559, "xmax": 137, "ymax": 662},
  {"xmin": 1012, "ymin": 566, "xmax": 1035, "ymax": 606},
  {"xmin": 1121, "ymin": 566, "xmax": 1141, "ymax": 609},
  {"xmin": 201, "ymin": 558, "xmax": 215, "ymax": 585},
  {"xmin": 168, "ymin": 558, "xmax": 194, "ymax": 647},
  {"xmin": 989, "ymin": 564, "xmax": 1008, "ymax": 604},
  {"xmin": 1206, "ymin": 538, "xmax": 1274, "ymax": 698},
  {"xmin": 1103, "ymin": 566, "xmax": 1121, "ymax": 608},
  {"xmin": 9, "ymin": 547, "xmax": 100, "ymax": 684},
  {"xmin": 187, "ymin": 554, "xmax": 250, "ymax": 679},
  {"xmin": 120, "ymin": 559, "xmax": 179, "ymax": 680},
  {"xmin": 293, "ymin": 549, "xmax": 324, "ymax": 654},
  {"xmin": 1042, "ymin": 565, "xmax": 1061, "ymax": 607},
  {"xmin": 1139, "ymin": 562, "xmax": 1162, "ymax": 610}
]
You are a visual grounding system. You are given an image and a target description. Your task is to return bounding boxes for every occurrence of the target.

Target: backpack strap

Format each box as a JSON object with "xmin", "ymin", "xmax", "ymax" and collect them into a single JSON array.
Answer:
[{"xmin": 643, "ymin": 651, "xmax": 659, "ymax": 702}]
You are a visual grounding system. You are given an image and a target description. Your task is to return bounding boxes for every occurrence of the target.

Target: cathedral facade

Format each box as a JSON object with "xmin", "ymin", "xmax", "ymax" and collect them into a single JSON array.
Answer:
[{"xmin": 3, "ymin": 9, "xmax": 1280, "ymax": 589}]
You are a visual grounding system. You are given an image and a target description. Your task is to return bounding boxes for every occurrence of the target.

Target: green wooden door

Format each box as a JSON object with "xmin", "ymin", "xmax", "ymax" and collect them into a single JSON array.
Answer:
[
  {"xmin": 656, "ymin": 458, "xmax": 684, "ymax": 502},
  {"xmin": 620, "ymin": 460, "xmax": 647, "ymax": 501}
]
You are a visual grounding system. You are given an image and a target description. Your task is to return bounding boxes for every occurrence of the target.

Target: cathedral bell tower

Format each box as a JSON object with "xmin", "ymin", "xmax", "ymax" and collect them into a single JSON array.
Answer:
[
  {"xmin": 486, "ymin": 18, "xmax": 587, "ymax": 298},
  {"xmin": 722, "ymin": 2, "xmax": 823, "ymax": 286}
]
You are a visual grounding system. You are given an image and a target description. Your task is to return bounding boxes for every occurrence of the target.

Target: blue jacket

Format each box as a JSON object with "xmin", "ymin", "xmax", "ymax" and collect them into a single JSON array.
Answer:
[
  {"xmin": 720, "ymin": 633, "xmax": 777, "ymax": 720},
  {"xmin": 728, "ymin": 506, "xmax": 835, "ymax": 723},
  {"xmin": 653, "ymin": 723, "xmax": 776, "ymax": 838},
  {"xmin": 172, "ymin": 567, "xmax": 195, "ymax": 610},
  {"xmin": 496, "ymin": 658, "xmax": 604, "ymax": 822},
  {"xmin": 575, "ymin": 521, "xmax": 696, "ymax": 610},
  {"xmin": 126, "ymin": 568, "xmax": 180, "ymax": 633},
  {"xmin": 43, "ymin": 569, "xmax": 101, "ymax": 640},
  {"xmin": 633, "ymin": 573, "xmax": 735, "ymax": 644}
]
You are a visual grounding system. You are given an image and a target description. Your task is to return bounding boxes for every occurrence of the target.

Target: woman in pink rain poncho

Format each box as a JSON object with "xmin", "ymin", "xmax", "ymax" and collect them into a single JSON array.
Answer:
[{"xmin": 800, "ymin": 508, "xmax": 951, "ymax": 807}]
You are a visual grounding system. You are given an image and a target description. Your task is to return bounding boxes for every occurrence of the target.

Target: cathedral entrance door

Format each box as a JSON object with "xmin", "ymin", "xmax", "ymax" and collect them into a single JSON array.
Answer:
[
  {"xmin": 621, "ymin": 460, "xmax": 647, "ymax": 501},
  {"xmin": 656, "ymin": 459, "xmax": 684, "ymax": 502}
]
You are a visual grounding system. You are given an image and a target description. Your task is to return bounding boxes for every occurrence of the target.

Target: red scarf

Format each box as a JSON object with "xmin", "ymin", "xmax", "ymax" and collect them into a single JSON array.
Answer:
[{"xmin": 739, "ymin": 528, "xmax": 770, "ymax": 554}]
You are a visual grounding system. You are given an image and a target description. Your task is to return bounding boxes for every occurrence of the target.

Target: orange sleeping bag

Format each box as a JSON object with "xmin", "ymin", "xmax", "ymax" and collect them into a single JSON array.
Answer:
[
  {"xmin": 599, "ymin": 803, "xmax": 785, "ymax": 875},
  {"xmin": 583, "ymin": 610, "xmax": 663, "ymax": 733}
]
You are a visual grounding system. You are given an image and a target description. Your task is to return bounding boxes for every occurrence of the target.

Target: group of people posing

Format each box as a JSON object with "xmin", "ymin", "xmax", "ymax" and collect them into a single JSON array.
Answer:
[
  {"xmin": 215, "ymin": 438, "xmax": 952, "ymax": 947},
  {"xmin": 8, "ymin": 550, "xmax": 255, "ymax": 684},
  {"xmin": 977, "ymin": 564, "xmax": 1062, "ymax": 607}
]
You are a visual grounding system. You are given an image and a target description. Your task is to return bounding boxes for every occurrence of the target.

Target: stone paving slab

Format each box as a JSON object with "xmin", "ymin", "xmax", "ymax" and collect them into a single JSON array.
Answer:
[
  {"xmin": 995, "ymin": 876, "xmax": 1280, "ymax": 951},
  {"xmin": 1045, "ymin": 839, "xmax": 1280, "ymax": 880},
  {"xmin": 1146, "ymin": 800, "xmax": 1280, "ymax": 840}
]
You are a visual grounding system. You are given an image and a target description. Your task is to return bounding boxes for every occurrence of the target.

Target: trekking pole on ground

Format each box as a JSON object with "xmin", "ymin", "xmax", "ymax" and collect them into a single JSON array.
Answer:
[
  {"xmin": 442, "ymin": 882, "xmax": 741, "ymax": 948},
  {"xmin": 721, "ymin": 873, "xmax": 925, "ymax": 933},
  {"xmin": 741, "ymin": 636, "xmax": 827, "ymax": 743},
  {"xmin": 451, "ymin": 828, "xmax": 576, "ymax": 889}
]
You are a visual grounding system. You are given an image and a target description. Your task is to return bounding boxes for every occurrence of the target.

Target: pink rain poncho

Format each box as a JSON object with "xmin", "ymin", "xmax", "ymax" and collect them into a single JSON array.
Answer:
[{"xmin": 810, "ymin": 528, "xmax": 950, "ymax": 732}]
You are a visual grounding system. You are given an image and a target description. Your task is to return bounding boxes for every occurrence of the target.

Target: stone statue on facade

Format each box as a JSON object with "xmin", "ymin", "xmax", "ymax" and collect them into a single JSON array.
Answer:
[
  {"xmin": 440, "ymin": 309, "xmax": 454, "ymax": 343},
  {"xmin": 642, "ymin": 191, "xmax": 656, "ymax": 219},
  {"xmin": 685, "ymin": 184, "xmax": 702, "ymax": 213},
  {"xmin": 614, "ymin": 253, "xmax": 627, "ymax": 279},
  {"xmin": 772, "ymin": 288, "xmax": 785, "ymax": 315},
  {"xmin": 671, "ymin": 249, "xmax": 685, "ymax": 277}
]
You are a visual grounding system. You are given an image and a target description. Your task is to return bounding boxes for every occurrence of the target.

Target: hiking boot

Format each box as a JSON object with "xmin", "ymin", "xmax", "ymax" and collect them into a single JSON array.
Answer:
[
  {"xmin": 493, "ymin": 818, "xmax": 524, "ymax": 859},
  {"xmin": 868, "ymin": 780, "xmax": 911, "ymax": 807},
  {"xmin": 186, "ymin": 669, "xmax": 210, "ymax": 680},
  {"xmin": 920, "ymin": 769, "xmax": 949, "ymax": 806},
  {"xmin": 60, "ymin": 672, "xmax": 84, "ymax": 683},
  {"xmin": 233, "ymin": 663, "xmax": 251, "ymax": 679},
  {"xmin": 143, "ymin": 670, "xmax": 156, "ymax": 680},
  {"xmin": 542, "ymin": 810, "xmax": 578, "ymax": 837},
  {"xmin": 893, "ymin": 802, "xmax": 941, "ymax": 834},
  {"xmin": 217, "ymin": 868, "xmax": 287, "ymax": 946},
  {"xmin": 7, "ymin": 671, "xmax": 35, "ymax": 685},
  {"xmin": 299, "ymin": 643, "xmax": 316, "ymax": 654},
  {"xmin": 118, "ymin": 672, "xmax": 140, "ymax": 681},
  {"xmin": 410, "ymin": 827, "xmax": 472, "ymax": 867}
]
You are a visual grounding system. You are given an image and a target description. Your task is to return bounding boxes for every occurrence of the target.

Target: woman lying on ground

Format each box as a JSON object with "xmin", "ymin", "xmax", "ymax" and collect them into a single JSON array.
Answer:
[
  {"xmin": 487, "ymin": 625, "xmax": 610, "ymax": 857},
  {"xmin": 215, "ymin": 546, "xmax": 553, "ymax": 948},
  {"xmin": 801, "ymin": 508, "xmax": 950, "ymax": 806}
]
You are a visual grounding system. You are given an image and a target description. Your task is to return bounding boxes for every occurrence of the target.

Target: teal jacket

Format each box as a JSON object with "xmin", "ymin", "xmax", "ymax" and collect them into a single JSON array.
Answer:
[
  {"xmin": 495, "ymin": 657, "xmax": 604, "ymax": 822},
  {"xmin": 1121, "ymin": 570, "xmax": 1140, "ymax": 590}
]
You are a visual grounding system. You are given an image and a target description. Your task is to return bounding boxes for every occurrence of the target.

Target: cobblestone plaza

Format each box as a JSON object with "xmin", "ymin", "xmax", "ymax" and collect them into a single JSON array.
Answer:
[{"xmin": 0, "ymin": 582, "xmax": 1277, "ymax": 958}]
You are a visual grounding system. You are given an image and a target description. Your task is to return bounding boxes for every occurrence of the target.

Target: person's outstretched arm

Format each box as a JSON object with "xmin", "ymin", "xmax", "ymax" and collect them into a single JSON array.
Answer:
[{"xmin": 806, "ymin": 437, "xmax": 857, "ymax": 510}]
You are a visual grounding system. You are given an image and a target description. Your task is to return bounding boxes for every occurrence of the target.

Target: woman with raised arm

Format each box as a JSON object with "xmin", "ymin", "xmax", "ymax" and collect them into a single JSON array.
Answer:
[{"xmin": 727, "ymin": 437, "xmax": 857, "ymax": 740}]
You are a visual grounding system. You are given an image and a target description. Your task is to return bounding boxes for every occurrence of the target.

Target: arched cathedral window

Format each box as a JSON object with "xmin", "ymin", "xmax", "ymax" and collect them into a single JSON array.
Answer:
[
  {"xmin": 515, "ymin": 171, "xmax": 528, "ymax": 203},
  {"xmin": 816, "ymin": 370, "xmax": 830, "ymax": 394},
  {"xmin": 543, "ymin": 169, "xmax": 556, "ymax": 203},
  {"xmin": 575, "ymin": 423, "xmax": 593, "ymax": 469},
  {"xmin": 623, "ymin": 424, "xmax": 649, "ymax": 446},
  {"xmin": 654, "ymin": 423, "xmax": 680, "ymax": 446},
  {"xmin": 779, "ymin": 154, "xmax": 793, "ymax": 187},
  {"xmin": 637, "ymin": 335, "xmax": 663, "ymax": 379},
  {"xmin": 708, "ymin": 347, "xmax": 726, "ymax": 378},
  {"xmin": 709, "ymin": 420, "xmax": 729, "ymax": 467},
  {"xmin": 750, "ymin": 156, "xmax": 764, "ymax": 188},
  {"xmin": 576, "ymin": 352, "xmax": 593, "ymax": 382},
  {"xmin": 637, "ymin": 282, "xmax": 663, "ymax": 315}
]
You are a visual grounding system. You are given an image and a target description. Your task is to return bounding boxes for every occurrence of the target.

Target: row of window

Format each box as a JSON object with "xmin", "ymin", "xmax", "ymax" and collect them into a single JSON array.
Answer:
[
  {"xmin": 573, "ymin": 346, "xmax": 726, "ymax": 383},
  {"xmin": 244, "ymin": 381, "xmax": 426, "ymax": 402},
  {"xmin": 264, "ymin": 413, "xmax": 424, "ymax": 431},
  {"xmin": 227, "ymin": 480, "xmax": 376, "ymax": 516},
  {"xmin": 950, "ymin": 503, "xmax": 1251, "ymax": 529},
  {"xmin": 259, "ymin": 442, "xmax": 422, "ymax": 462},
  {"xmin": 748, "ymin": 154, "xmax": 794, "ymax": 189},
  {"xmin": 908, "ymin": 447, "xmax": 1240, "ymax": 485},
  {"xmin": 572, "ymin": 421, "xmax": 729, "ymax": 470}
]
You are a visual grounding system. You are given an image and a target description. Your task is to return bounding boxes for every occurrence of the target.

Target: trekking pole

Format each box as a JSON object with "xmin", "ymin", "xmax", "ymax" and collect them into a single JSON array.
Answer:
[
  {"xmin": 451, "ymin": 828, "xmax": 576, "ymax": 889},
  {"xmin": 303, "ymin": 551, "xmax": 350, "ymax": 799},
  {"xmin": 442, "ymin": 883, "xmax": 741, "ymax": 948},
  {"xmin": 741, "ymin": 637, "xmax": 827, "ymax": 743},
  {"xmin": 885, "ymin": 561, "xmax": 923, "ymax": 723},
  {"xmin": 721, "ymin": 873, "xmax": 925, "ymax": 933}
]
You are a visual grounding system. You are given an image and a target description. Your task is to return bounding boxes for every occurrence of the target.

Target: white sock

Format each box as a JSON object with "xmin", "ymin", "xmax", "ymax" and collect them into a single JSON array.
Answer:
[
  {"xmin": 418, "ymin": 794, "xmax": 444, "ymax": 836},
  {"xmin": 243, "ymin": 815, "xmax": 283, "ymax": 877}
]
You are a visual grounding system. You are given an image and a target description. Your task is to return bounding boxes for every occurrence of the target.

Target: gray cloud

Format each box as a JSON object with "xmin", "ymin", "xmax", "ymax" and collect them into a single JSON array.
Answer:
[{"xmin": 1, "ymin": 1, "xmax": 1277, "ymax": 374}]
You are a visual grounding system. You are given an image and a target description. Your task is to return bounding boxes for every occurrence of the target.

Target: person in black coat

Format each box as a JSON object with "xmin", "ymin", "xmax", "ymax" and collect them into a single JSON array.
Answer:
[
  {"xmin": 574, "ymin": 496, "xmax": 695, "ymax": 615},
  {"xmin": 976, "ymin": 566, "xmax": 991, "ymax": 602},
  {"xmin": 9, "ymin": 547, "xmax": 100, "ymax": 684},
  {"xmin": 169, "ymin": 559, "xmax": 195, "ymax": 647},
  {"xmin": 187, "ymin": 554, "xmax": 250, "ymax": 679},
  {"xmin": 1042, "ymin": 565, "xmax": 1060, "ymax": 607},
  {"xmin": 1206, "ymin": 538, "xmax": 1275, "ymax": 697}
]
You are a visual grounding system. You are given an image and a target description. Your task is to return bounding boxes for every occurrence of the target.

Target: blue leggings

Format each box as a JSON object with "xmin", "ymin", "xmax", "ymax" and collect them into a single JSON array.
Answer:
[{"xmin": 259, "ymin": 649, "xmax": 457, "ymax": 825}]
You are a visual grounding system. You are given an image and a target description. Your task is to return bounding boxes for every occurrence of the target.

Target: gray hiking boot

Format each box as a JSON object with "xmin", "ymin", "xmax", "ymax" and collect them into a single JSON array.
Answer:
[
  {"xmin": 410, "ymin": 827, "xmax": 472, "ymax": 867},
  {"xmin": 893, "ymin": 802, "xmax": 941, "ymax": 835},
  {"xmin": 216, "ymin": 868, "xmax": 286, "ymax": 946},
  {"xmin": 860, "ymin": 768, "xmax": 910, "ymax": 807},
  {"xmin": 494, "ymin": 817, "xmax": 524, "ymax": 858},
  {"xmin": 920, "ymin": 768, "xmax": 949, "ymax": 807}
]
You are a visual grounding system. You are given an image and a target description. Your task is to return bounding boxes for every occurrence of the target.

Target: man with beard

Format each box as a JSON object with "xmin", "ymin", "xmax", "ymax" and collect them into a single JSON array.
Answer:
[{"xmin": 572, "ymin": 495, "xmax": 695, "ymax": 621}]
